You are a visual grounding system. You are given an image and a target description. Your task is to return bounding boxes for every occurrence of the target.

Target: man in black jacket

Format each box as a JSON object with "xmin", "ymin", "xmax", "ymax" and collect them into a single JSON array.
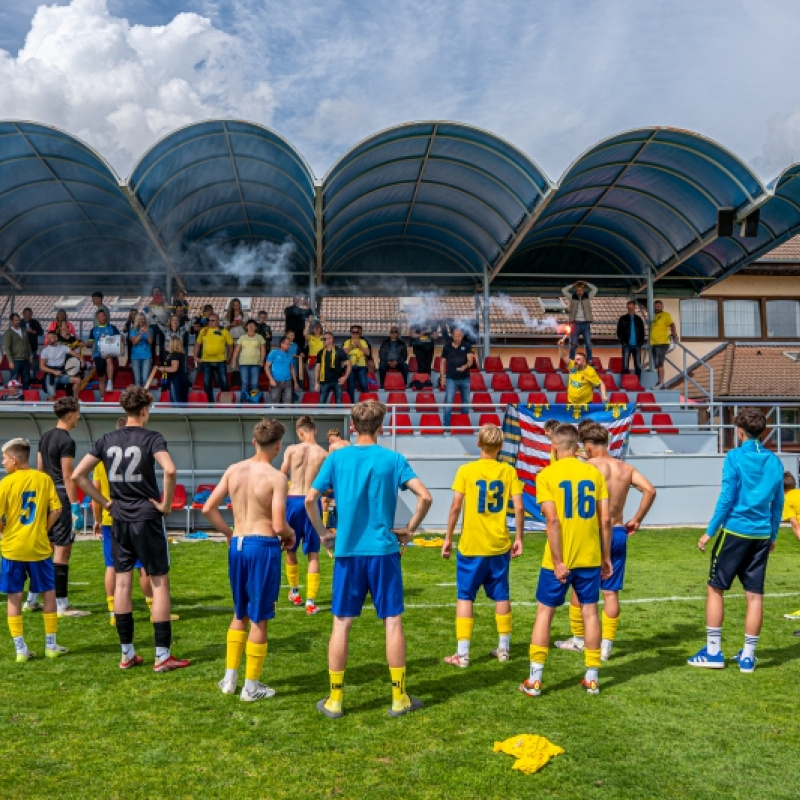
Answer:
[
  {"xmin": 616, "ymin": 301, "xmax": 646, "ymax": 377},
  {"xmin": 378, "ymin": 327, "xmax": 409, "ymax": 388}
]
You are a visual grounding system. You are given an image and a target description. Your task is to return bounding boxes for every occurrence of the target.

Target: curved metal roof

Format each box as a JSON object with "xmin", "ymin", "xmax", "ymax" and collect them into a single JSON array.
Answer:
[
  {"xmin": 320, "ymin": 122, "xmax": 552, "ymax": 289},
  {"xmin": 0, "ymin": 121, "xmax": 157, "ymax": 292},
  {"xmin": 128, "ymin": 120, "xmax": 317, "ymax": 290},
  {"xmin": 497, "ymin": 128, "xmax": 765, "ymax": 293}
]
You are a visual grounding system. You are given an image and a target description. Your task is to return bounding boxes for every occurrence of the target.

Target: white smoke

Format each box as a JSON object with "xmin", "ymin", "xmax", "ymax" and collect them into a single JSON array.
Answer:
[
  {"xmin": 492, "ymin": 294, "xmax": 559, "ymax": 333},
  {"xmin": 205, "ymin": 240, "xmax": 297, "ymax": 292}
]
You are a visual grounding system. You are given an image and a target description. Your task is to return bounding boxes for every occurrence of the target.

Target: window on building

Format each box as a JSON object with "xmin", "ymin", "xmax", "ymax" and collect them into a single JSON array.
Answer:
[
  {"xmin": 766, "ymin": 300, "xmax": 800, "ymax": 338},
  {"xmin": 780, "ymin": 407, "xmax": 799, "ymax": 445},
  {"xmin": 723, "ymin": 299, "xmax": 760, "ymax": 338},
  {"xmin": 680, "ymin": 299, "xmax": 718, "ymax": 338}
]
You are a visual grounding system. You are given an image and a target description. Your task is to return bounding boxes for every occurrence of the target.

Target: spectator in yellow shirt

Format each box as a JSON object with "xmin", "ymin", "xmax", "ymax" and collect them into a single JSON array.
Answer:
[
  {"xmin": 558, "ymin": 339, "xmax": 606, "ymax": 406},
  {"xmin": 194, "ymin": 313, "xmax": 233, "ymax": 403},
  {"xmin": 649, "ymin": 300, "xmax": 678, "ymax": 389},
  {"xmin": 343, "ymin": 325, "xmax": 371, "ymax": 400}
]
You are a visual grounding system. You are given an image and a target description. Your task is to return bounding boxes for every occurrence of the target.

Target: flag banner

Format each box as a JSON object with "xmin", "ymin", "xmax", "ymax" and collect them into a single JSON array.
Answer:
[{"xmin": 499, "ymin": 402, "xmax": 635, "ymax": 530}]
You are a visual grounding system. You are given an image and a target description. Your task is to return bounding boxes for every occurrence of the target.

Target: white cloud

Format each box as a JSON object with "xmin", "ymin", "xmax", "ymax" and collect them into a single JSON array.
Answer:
[{"xmin": 0, "ymin": 0, "xmax": 276, "ymax": 174}]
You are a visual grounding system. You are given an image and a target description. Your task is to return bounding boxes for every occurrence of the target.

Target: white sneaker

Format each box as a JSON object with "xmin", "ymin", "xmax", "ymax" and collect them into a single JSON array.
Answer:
[
  {"xmin": 601, "ymin": 641, "xmax": 613, "ymax": 662},
  {"xmin": 240, "ymin": 682, "xmax": 276, "ymax": 702},
  {"xmin": 22, "ymin": 600, "xmax": 43, "ymax": 612},
  {"xmin": 490, "ymin": 648, "xmax": 510, "ymax": 662},
  {"xmin": 45, "ymin": 644, "xmax": 69, "ymax": 658},
  {"xmin": 443, "ymin": 653, "xmax": 470, "ymax": 668},
  {"xmin": 107, "ymin": 381, "xmax": 114, "ymax": 392},
  {"xmin": 554, "ymin": 637, "xmax": 584, "ymax": 652},
  {"xmin": 57, "ymin": 606, "xmax": 91, "ymax": 618},
  {"xmin": 218, "ymin": 675, "xmax": 238, "ymax": 695}
]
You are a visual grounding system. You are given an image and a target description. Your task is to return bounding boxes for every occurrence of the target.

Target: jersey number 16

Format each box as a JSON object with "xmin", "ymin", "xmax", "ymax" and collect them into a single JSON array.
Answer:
[{"xmin": 558, "ymin": 479, "xmax": 596, "ymax": 519}]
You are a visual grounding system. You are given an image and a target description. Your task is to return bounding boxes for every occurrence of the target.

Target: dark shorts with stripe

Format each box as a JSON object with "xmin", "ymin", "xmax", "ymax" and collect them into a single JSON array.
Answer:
[
  {"xmin": 708, "ymin": 530, "xmax": 771, "ymax": 594},
  {"xmin": 112, "ymin": 517, "xmax": 170, "ymax": 576},
  {"xmin": 48, "ymin": 489, "xmax": 75, "ymax": 547}
]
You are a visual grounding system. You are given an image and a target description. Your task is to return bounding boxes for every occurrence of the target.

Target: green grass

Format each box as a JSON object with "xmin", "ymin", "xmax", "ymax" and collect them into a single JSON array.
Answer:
[{"xmin": 2, "ymin": 528, "xmax": 800, "ymax": 799}]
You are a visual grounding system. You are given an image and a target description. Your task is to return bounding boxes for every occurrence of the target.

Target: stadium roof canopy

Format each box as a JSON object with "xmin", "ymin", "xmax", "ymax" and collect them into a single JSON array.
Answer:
[{"xmin": 1, "ymin": 120, "xmax": 799, "ymax": 297}]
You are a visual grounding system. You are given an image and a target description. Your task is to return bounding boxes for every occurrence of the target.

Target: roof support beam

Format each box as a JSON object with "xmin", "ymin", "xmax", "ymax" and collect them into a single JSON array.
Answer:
[
  {"xmin": 401, "ymin": 124, "xmax": 437, "ymax": 242},
  {"xmin": 119, "ymin": 182, "xmax": 186, "ymax": 293},
  {"xmin": 222, "ymin": 121, "xmax": 252, "ymax": 238},
  {"xmin": 0, "ymin": 260, "xmax": 23, "ymax": 290},
  {"xmin": 315, "ymin": 182, "xmax": 324, "ymax": 284},
  {"xmin": 488, "ymin": 186, "xmax": 557, "ymax": 282}
]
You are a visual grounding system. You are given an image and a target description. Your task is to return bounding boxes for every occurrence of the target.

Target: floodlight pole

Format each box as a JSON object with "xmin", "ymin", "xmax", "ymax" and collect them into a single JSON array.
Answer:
[{"xmin": 482, "ymin": 265, "xmax": 491, "ymax": 365}]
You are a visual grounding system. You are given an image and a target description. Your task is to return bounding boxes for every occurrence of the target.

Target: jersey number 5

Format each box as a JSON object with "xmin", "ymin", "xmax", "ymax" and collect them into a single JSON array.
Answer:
[
  {"xmin": 558, "ymin": 479, "xmax": 596, "ymax": 519},
  {"xmin": 107, "ymin": 446, "xmax": 143, "ymax": 483},
  {"xmin": 20, "ymin": 490, "xmax": 37, "ymax": 525},
  {"xmin": 476, "ymin": 480, "xmax": 504, "ymax": 513}
]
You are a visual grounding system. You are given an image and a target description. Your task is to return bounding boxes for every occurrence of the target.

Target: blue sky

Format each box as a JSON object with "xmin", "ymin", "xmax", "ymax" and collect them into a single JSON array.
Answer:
[{"xmin": 1, "ymin": 0, "xmax": 799, "ymax": 179}]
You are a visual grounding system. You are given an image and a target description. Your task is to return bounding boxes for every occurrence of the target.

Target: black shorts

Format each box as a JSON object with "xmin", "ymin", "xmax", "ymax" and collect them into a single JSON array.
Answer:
[
  {"xmin": 112, "ymin": 517, "xmax": 169, "ymax": 576},
  {"xmin": 48, "ymin": 490, "xmax": 75, "ymax": 547},
  {"xmin": 651, "ymin": 344, "xmax": 669, "ymax": 368},
  {"xmin": 708, "ymin": 531, "xmax": 771, "ymax": 594},
  {"xmin": 93, "ymin": 356, "xmax": 108, "ymax": 377}
]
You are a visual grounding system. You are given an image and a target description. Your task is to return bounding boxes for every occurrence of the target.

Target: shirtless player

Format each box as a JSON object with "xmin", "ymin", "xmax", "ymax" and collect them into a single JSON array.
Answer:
[
  {"xmin": 282, "ymin": 416, "xmax": 328, "ymax": 614},
  {"xmin": 555, "ymin": 423, "xmax": 656, "ymax": 660},
  {"xmin": 202, "ymin": 418, "xmax": 295, "ymax": 701},
  {"xmin": 323, "ymin": 429, "xmax": 349, "ymax": 528},
  {"xmin": 326, "ymin": 429, "xmax": 350, "ymax": 452}
]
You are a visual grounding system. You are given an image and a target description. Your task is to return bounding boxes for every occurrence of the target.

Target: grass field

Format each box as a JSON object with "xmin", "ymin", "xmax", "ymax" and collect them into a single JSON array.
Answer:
[{"xmin": 2, "ymin": 527, "xmax": 800, "ymax": 799}]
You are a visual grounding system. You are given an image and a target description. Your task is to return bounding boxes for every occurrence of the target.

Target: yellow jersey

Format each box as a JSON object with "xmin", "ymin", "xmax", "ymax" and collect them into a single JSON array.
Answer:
[
  {"xmin": 783, "ymin": 488, "xmax": 800, "ymax": 521},
  {"xmin": 650, "ymin": 311, "xmax": 674, "ymax": 346},
  {"xmin": 343, "ymin": 338, "xmax": 369, "ymax": 367},
  {"xmin": 0, "ymin": 469, "xmax": 61, "ymax": 561},
  {"xmin": 536, "ymin": 457, "xmax": 608, "ymax": 570},
  {"xmin": 197, "ymin": 326, "xmax": 233, "ymax": 362},
  {"xmin": 566, "ymin": 361, "xmax": 601, "ymax": 405},
  {"xmin": 93, "ymin": 461, "xmax": 113, "ymax": 527},
  {"xmin": 307, "ymin": 335, "xmax": 324, "ymax": 358},
  {"xmin": 452, "ymin": 459, "xmax": 524, "ymax": 556}
]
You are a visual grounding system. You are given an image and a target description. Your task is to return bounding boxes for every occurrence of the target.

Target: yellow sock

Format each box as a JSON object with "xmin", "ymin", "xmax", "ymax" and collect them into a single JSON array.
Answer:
[
  {"xmin": 245, "ymin": 641, "xmax": 267, "ymax": 682},
  {"xmin": 43, "ymin": 612, "xmax": 57, "ymax": 636},
  {"xmin": 326, "ymin": 670, "xmax": 345, "ymax": 711},
  {"xmin": 322, "ymin": 510, "xmax": 330, "ymax": 526},
  {"xmin": 569, "ymin": 603, "xmax": 585, "ymax": 638},
  {"xmin": 602, "ymin": 610, "xmax": 620, "ymax": 642},
  {"xmin": 529, "ymin": 644, "xmax": 548, "ymax": 665},
  {"xmin": 8, "ymin": 615, "xmax": 23, "ymax": 638},
  {"xmin": 390, "ymin": 666, "xmax": 409, "ymax": 710},
  {"xmin": 495, "ymin": 612, "xmax": 512, "ymax": 636},
  {"xmin": 585, "ymin": 648, "xmax": 601, "ymax": 669},
  {"xmin": 226, "ymin": 629, "xmax": 248, "ymax": 671},
  {"xmin": 286, "ymin": 563, "xmax": 300, "ymax": 591},
  {"xmin": 106, "ymin": 596, "xmax": 115, "ymax": 614},
  {"xmin": 307, "ymin": 571, "xmax": 320, "ymax": 601},
  {"xmin": 456, "ymin": 616, "xmax": 474, "ymax": 642}
]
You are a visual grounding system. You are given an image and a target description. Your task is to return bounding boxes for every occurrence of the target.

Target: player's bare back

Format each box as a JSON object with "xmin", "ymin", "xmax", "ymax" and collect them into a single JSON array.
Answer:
[
  {"xmin": 283, "ymin": 442, "xmax": 327, "ymax": 496},
  {"xmin": 587, "ymin": 455, "xmax": 636, "ymax": 525},
  {"xmin": 226, "ymin": 460, "xmax": 286, "ymax": 536}
]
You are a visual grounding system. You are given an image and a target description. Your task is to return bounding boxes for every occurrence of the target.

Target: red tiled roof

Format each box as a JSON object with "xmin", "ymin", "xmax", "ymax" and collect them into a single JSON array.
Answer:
[{"xmin": 755, "ymin": 233, "xmax": 800, "ymax": 263}]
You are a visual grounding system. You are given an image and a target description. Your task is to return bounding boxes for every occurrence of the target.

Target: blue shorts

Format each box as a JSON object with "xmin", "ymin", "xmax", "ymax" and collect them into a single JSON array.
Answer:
[
  {"xmin": 286, "ymin": 495, "xmax": 321, "ymax": 555},
  {"xmin": 228, "ymin": 536, "xmax": 282, "ymax": 623},
  {"xmin": 601, "ymin": 526, "xmax": 628, "ymax": 592},
  {"xmin": 332, "ymin": 554, "xmax": 404, "ymax": 619},
  {"xmin": 102, "ymin": 526, "xmax": 142, "ymax": 570},
  {"xmin": 0, "ymin": 557, "xmax": 55, "ymax": 594},
  {"xmin": 536, "ymin": 566, "xmax": 601, "ymax": 608},
  {"xmin": 456, "ymin": 551, "xmax": 510, "ymax": 602}
]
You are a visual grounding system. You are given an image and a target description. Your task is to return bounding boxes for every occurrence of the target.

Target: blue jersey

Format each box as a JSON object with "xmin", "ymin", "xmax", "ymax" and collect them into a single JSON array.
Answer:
[
  {"xmin": 706, "ymin": 438, "xmax": 784, "ymax": 540},
  {"xmin": 312, "ymin": 444, "xmax": 417, "ymax": 557},
  {"xmin": 91, "ymin": 324, "xmax": 120, "ymax": 357}
]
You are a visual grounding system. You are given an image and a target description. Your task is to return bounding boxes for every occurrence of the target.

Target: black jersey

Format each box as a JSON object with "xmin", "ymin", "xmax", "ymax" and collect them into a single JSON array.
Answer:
[
  {"xmin": 38, "ymin": 428, "xmax": 76, "ymax": 490},
  {"xmin": 89, "ymin": 426, "xmax": 168, "ymax": 522}
]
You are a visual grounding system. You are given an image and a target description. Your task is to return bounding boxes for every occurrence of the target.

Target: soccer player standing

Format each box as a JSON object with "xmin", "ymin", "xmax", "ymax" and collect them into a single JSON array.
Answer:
[
  {"xmin": 305, "ymin": 400, "xmax": 432, "ymax": 719},
  {"xmin": 203, "ymin": 419, "xmax": 295, "ymax": 701},
  {"xmin": 0, "ymin": 438, "xmax": 66, "ymax": 660},
  {"xmin": 281, "ymin": 416, "xmax": 328, "ymax": 614},
  {"xmin": 688, "ymin": 408, "xmax": 783, "ymax": 673},
  {"xmin": 73, "ymin": 387, "xmax": 189, "ymax": 672},
  {"xmin": 441, "ymin": 424, "xmax": 524, "ymax": 667},
  {"xmin": 27, "ymin": 397, "xmax": 90, "ymax": 617},
  {"xmin": 520, "ymin": 424, "xmax": 611, "ymax": 696}
]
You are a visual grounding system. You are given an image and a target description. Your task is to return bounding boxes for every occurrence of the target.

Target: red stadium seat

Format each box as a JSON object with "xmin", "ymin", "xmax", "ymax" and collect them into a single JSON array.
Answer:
[
  {"xmin": 526, "ymin": 392, "xmax": 548, "ymax": 407},
  {"xmin": 383, "ymin": 373, "xmax": 406, "ymax": 391},
  {"xmin": 357, "ymin": 392, "xmax": 378, "ymax": 402},
  {"xmin": 592, "ymin": 392, "xmax": 602, "ymax": 404},
  {"xmin": 483, "ymin": 356, "xmax": 504, "ymax": 373},
  {"xmin": 591, "ymin": 357, "xmax": 605, "ymax": 372},
  {"xmin": 621, "ymin": 375, "xmax": 644, "ymax": 392},
  {"xmin": 608, "ymin": 392, "xmax": 630, "ymax": 405},
  {"xmin": 159, "ymin": 390, "xmax": 171, "ymax": 403},
  {"xmin": 601, "ymin": 374, "xmax": 618, "ymax": 391},
  {"xmin": 419, "ymin": 413, "xmax": 444, "ymax": 435},
  {"xmin": 469, "ymin": 371, "xmax": 487, "ymax": 391},
  {"xmin": 555, "ymin": 392, "xmax": 568, "ymax": 405},
  {"xmin": 636, "ymin": 392, "xmax": 661, "ymax": 412},
  {"xmin": 337, "ymin": 392, "xmax": 353, "ymax": 405},
  {"xmin": 301, "ymin": 391, "xmax": 320, "ymax": 405},
  {"xmin": 409, "ymin": 373, "xmax": 432, "ymax": 389},
  {"xmin": 449, "ymin": 413, "xmax": 474, "ymax": 434},
  {"xmin": 608, "ymin": 356, "xmax": 623, "ymax": 374},
  {"xmin": 172, "ymin": 483, "xmax": 190, "ymax": 534},
  {"xmin": 631, "ymin": 413, "xmax": 650, "ymax": 434},
  {"xmin": 79, "ymin": 389, "xmax": 97, "ymax": 403},
  {"xmin": 472, "ymin": 392, "xmax": 494, "ymax": 412},
  {"xmin": 490, "ymin": 373, "xmax": 513, "ymax": 392},
  {"xmin": 534, "ymin": 356, "xmax": 554, "ymax": 373},
  {"xmin": 433, "ymin": 356, "xmax": 442, "ymax": 373},
  {"xmin": 54, "ymin": 390, "xmax": 67, "ymax": 399},
  {"xmin": 559, "ymin": 358, "xmax": 569, "ymax": 372},
  {"xmin": 192, "ymin": 373, "xmax": 204, "ymax": 389},
  {"xmin": 188, "ymin": 391, "xmax": 207, "ymax": 404},
  {"xmin": 385, "ymin": 392, "xmax": 410, "ymax": 412},
  {"xmin": 415, "ymin": 392, "xmax": 437, "ymax": 412},
  {"xmin": 22, "ymin": 390, "xmax": 41, "ymax": 402},
  {"xmin": 103, "ymin": 391, "xmax": 122, "ymax": 403},
  {"xmin": 407, "ymin": 356, "xmax": 418, "ymax": 373},
  {"xmin": 652, "ymin": 413, "xmax": 679, "ymax": 434},
  {"xmin": 388, "ymin": 413, "xmax": 414, "ymax": 435},
  {"xmin": 517, "ymin": 373, "xmax": 540, "ymax": 391},
  {"xmin": 498, "ymin": 392, "xmax": 521, "ymax": 407},
  {"xmin": 0, "ymin": 356, "xmax": 9, "ymax": 370},
  {"xmin": 543, "ymin": 373, "xmax": 565, "ymax": 391},
  {"xmin": 509, "ymin": 356, "xmax": 530, "ymax": 374},
  {"xmin": 478, "ymin": 413, "xmax": 502, "ymax": 428}
]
